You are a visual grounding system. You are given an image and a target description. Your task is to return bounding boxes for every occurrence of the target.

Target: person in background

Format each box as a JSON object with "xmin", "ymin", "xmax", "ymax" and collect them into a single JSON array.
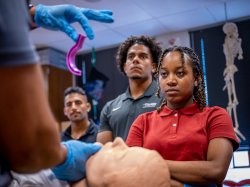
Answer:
[
  {"xmin": 0, "ymin": 0, "xmax": 113, "ymax": 186},
  {"xmin": 62, "ymin": 86, "xmax": 99, "ymax": 143},
  {"xmin": 97, "ymin": 35, "xmax": 162, "ymax": 144},
  {"xmin": 126, "ymin": 46, "xmax": 239, "ymax": 187}
]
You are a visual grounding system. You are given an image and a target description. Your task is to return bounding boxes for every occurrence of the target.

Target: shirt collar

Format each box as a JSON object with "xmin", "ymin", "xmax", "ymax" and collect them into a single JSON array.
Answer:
[
  {"xmin": 65, "ymin": 120, "xmax": 96, "ymax": 136},
  {"xmin": 159, "ymin": 102, "xmax": 201, "ymax": 116},
  {"xmin": 123, "ymin": 79, "xmax": 158, "ymax": 101},
  {"xmin": 87, "ymin": 119, "xmax": 97, "ymax": 134}
]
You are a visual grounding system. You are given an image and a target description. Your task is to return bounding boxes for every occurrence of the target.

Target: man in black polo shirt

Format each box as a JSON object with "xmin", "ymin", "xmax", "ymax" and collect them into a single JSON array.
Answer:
[
  {"xmin": 97, "ymin": 35, "xmax": 162, "ymax": 143},
  {"xmin": 61, "ymin": 86, "xmax": 99, "ymax": 143}
]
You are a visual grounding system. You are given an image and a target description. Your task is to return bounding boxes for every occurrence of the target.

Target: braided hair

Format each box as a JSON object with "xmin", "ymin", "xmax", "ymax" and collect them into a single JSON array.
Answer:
[
  {"xmin": 156, "ymin": 46, "xmax": 206, "ymax": 111},
  {"xmin": 116, "ymin": 35, "xmax": 162, "ymax": 75}
]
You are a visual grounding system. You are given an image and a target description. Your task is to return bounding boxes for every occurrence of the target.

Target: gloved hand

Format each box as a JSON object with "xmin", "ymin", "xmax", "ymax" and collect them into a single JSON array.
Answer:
[
  {"xmin": 34, "ymin": 4, "xmax": 114, "ymax": 41},
  {"xmin": 52, "ymin": 140, "xmax": 101, "ymax": 182}
]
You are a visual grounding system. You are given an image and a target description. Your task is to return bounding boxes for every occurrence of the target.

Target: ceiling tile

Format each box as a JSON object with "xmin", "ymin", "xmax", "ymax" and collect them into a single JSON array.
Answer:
[
  {"xmin": 113, "ymin": 19, "xmax": 168, "ymax": 37},
  {"xmin": 29, "ymin": 0, "xmax": 250, "ymax": 53},
  {"xmin": 158, "ymin": 7, "xmax": 217, "ymax": 32}
]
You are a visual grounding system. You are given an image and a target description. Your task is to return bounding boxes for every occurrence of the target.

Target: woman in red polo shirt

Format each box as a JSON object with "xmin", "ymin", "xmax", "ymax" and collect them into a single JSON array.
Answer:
[{"xmin": 126, "ymin": 46, "xmax": 239, "ymax": 187}]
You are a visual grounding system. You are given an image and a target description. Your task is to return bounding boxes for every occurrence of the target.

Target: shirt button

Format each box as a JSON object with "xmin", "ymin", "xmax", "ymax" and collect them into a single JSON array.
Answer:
[
  {"xmin": 173, "ymin": 123, "xmax": 176, "ymax": 127},
  {"xmin": 174, "ymin": 113, "xmax": 178, "ymax": 117}
]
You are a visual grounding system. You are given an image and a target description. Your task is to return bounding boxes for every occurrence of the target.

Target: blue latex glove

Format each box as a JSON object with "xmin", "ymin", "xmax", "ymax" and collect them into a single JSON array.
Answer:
[
  {"xmin": 34, "ymin": 4, "xmax": 114, "ymax": 41},
  {"xmin": 52, "ymin": 140, "xmax": 101, "ymax": 182}
]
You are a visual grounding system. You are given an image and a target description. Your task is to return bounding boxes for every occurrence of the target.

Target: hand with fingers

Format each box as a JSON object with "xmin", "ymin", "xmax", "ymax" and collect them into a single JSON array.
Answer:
[
  {"xmin": 34, "ymin": 4, "xmax": 114, "ymax": 41},
  {"xmin": 52, "ymin": 140, "xmax": 101, "ymax": 182}
]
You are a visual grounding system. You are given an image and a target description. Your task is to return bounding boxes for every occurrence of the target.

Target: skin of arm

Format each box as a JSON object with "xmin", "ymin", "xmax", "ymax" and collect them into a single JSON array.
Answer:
[
  {"xmin": 0, "ymin": 65, "xmax": 67, "ymax": 173},
  {"xmin": 166, "ymin": 138, "xmax": 233, "ymax": 184},
  {"xmin": 170, "ymin": 179, "xmax": 184, "ymax": 187},
  {"xmin": 28, "ymin": 6, "xmax": 37, "ymax": 28},
  {"xmin": 96, "ymin": 131, "xmax": 113, "ymax": 144},
  {"xmin": 70, "ymin": 179, "xmax": 88, "ymax": 187}
]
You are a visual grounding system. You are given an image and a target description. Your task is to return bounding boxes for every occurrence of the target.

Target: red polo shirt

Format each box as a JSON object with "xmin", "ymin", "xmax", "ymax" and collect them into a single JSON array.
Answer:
[{"xmin": 126, "ymin": 102, "xmax": 239, "ymax": 161}]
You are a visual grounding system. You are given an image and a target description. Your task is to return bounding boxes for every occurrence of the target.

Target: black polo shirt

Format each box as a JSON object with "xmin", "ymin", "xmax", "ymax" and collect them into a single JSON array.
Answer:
[
  {"xmin": 61, "ymin": 120, "xmax": 99, "ymax": 143},
  {"xmin": 99, "ymin": 80, "xmax": 163, "ymax": 141}
]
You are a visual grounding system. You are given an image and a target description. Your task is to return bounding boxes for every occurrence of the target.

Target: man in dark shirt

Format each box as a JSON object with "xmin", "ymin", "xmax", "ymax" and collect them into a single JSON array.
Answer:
[
  {"xmin": 97, "ymin": 35, "xmax": 162, "ymax": 143},
  {"xmin": 61, "ymin": 86, "xmax": 99, "ymax": 143}
]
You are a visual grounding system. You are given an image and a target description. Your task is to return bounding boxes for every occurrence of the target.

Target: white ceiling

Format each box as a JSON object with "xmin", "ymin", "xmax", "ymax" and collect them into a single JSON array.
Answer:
[{"xmin": 30, "ymin": 0, "xmax": 250, "ymax": 53}]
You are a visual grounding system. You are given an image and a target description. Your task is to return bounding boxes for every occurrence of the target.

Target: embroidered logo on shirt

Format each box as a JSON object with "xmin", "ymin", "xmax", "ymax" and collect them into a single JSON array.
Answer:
[
  {"xmin": 142, "ymin": 103, "xmax": 157, "ymax": 108},
  {"xmin": 112, "ymin": 106, "xmax": 121, "ymax": 112}
]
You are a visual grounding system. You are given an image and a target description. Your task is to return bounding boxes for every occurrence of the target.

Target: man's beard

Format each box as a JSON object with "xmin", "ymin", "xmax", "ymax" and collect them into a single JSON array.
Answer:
[
  {"xmin": 130, "ymin": 75, "xmax": 142, "ymax": 80},
  {"xmin": 70, "ymin": 113, "xmax": 84, "ymax": 122},
  {"xmin": 71, "ymin": 117, "xmax": 84, "ymax": 123}
]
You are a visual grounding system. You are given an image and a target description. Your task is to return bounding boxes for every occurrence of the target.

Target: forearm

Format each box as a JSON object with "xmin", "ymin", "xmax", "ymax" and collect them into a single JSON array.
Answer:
[
  {"xmin": 0, "ymin": 65, "xmax": 67, "ymax": 172},
  {"xmin": 28, "ymin": 4, "xmax": 37, "ymax": 29},
  {"xmin": 96, "ymin": 131, "xmax": 113, "ymax": 144},
  {"xmin": 70, "ymin": 179, "xmax": 88, "ymax": 187},
  {"xmin": 171, "ymin": 178, "xmax": 184, "ymax": 187},
  {"xmin": 167, "ymin": 160, "xmax": 225, "ymax": 184},
  {"xmin": 167, "ymin": 136, "xmax": 234, "ymax": 185}
]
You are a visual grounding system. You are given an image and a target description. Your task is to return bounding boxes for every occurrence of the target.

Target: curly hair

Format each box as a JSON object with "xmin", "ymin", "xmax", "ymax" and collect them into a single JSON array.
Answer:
[
  {"xmin": 116, "ymin": 35, "xmax": 162, "ymax": 75},
  {"xmin": 156, "ymin": 46, "xmax": 207, "ymax": 111}
]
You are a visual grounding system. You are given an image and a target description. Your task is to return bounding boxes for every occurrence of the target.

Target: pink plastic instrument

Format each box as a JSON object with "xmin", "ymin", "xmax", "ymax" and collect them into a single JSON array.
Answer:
[{"xmin": 66, "ymin": 34, "xmax": 86, "ymax": 76}]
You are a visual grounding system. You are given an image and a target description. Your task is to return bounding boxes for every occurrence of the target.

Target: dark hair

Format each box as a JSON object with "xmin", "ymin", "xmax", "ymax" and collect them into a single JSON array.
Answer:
[
  {"xmin": 156, "ymin": 46, "xmax": 206, "ymax": 111},
  {"xmin": 64, "ymin": 86, "xmax": 86, "ymax": 97},
  {"xmin": 116, "ymin": 35, "xmax": 162, "ymax": 75}
]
